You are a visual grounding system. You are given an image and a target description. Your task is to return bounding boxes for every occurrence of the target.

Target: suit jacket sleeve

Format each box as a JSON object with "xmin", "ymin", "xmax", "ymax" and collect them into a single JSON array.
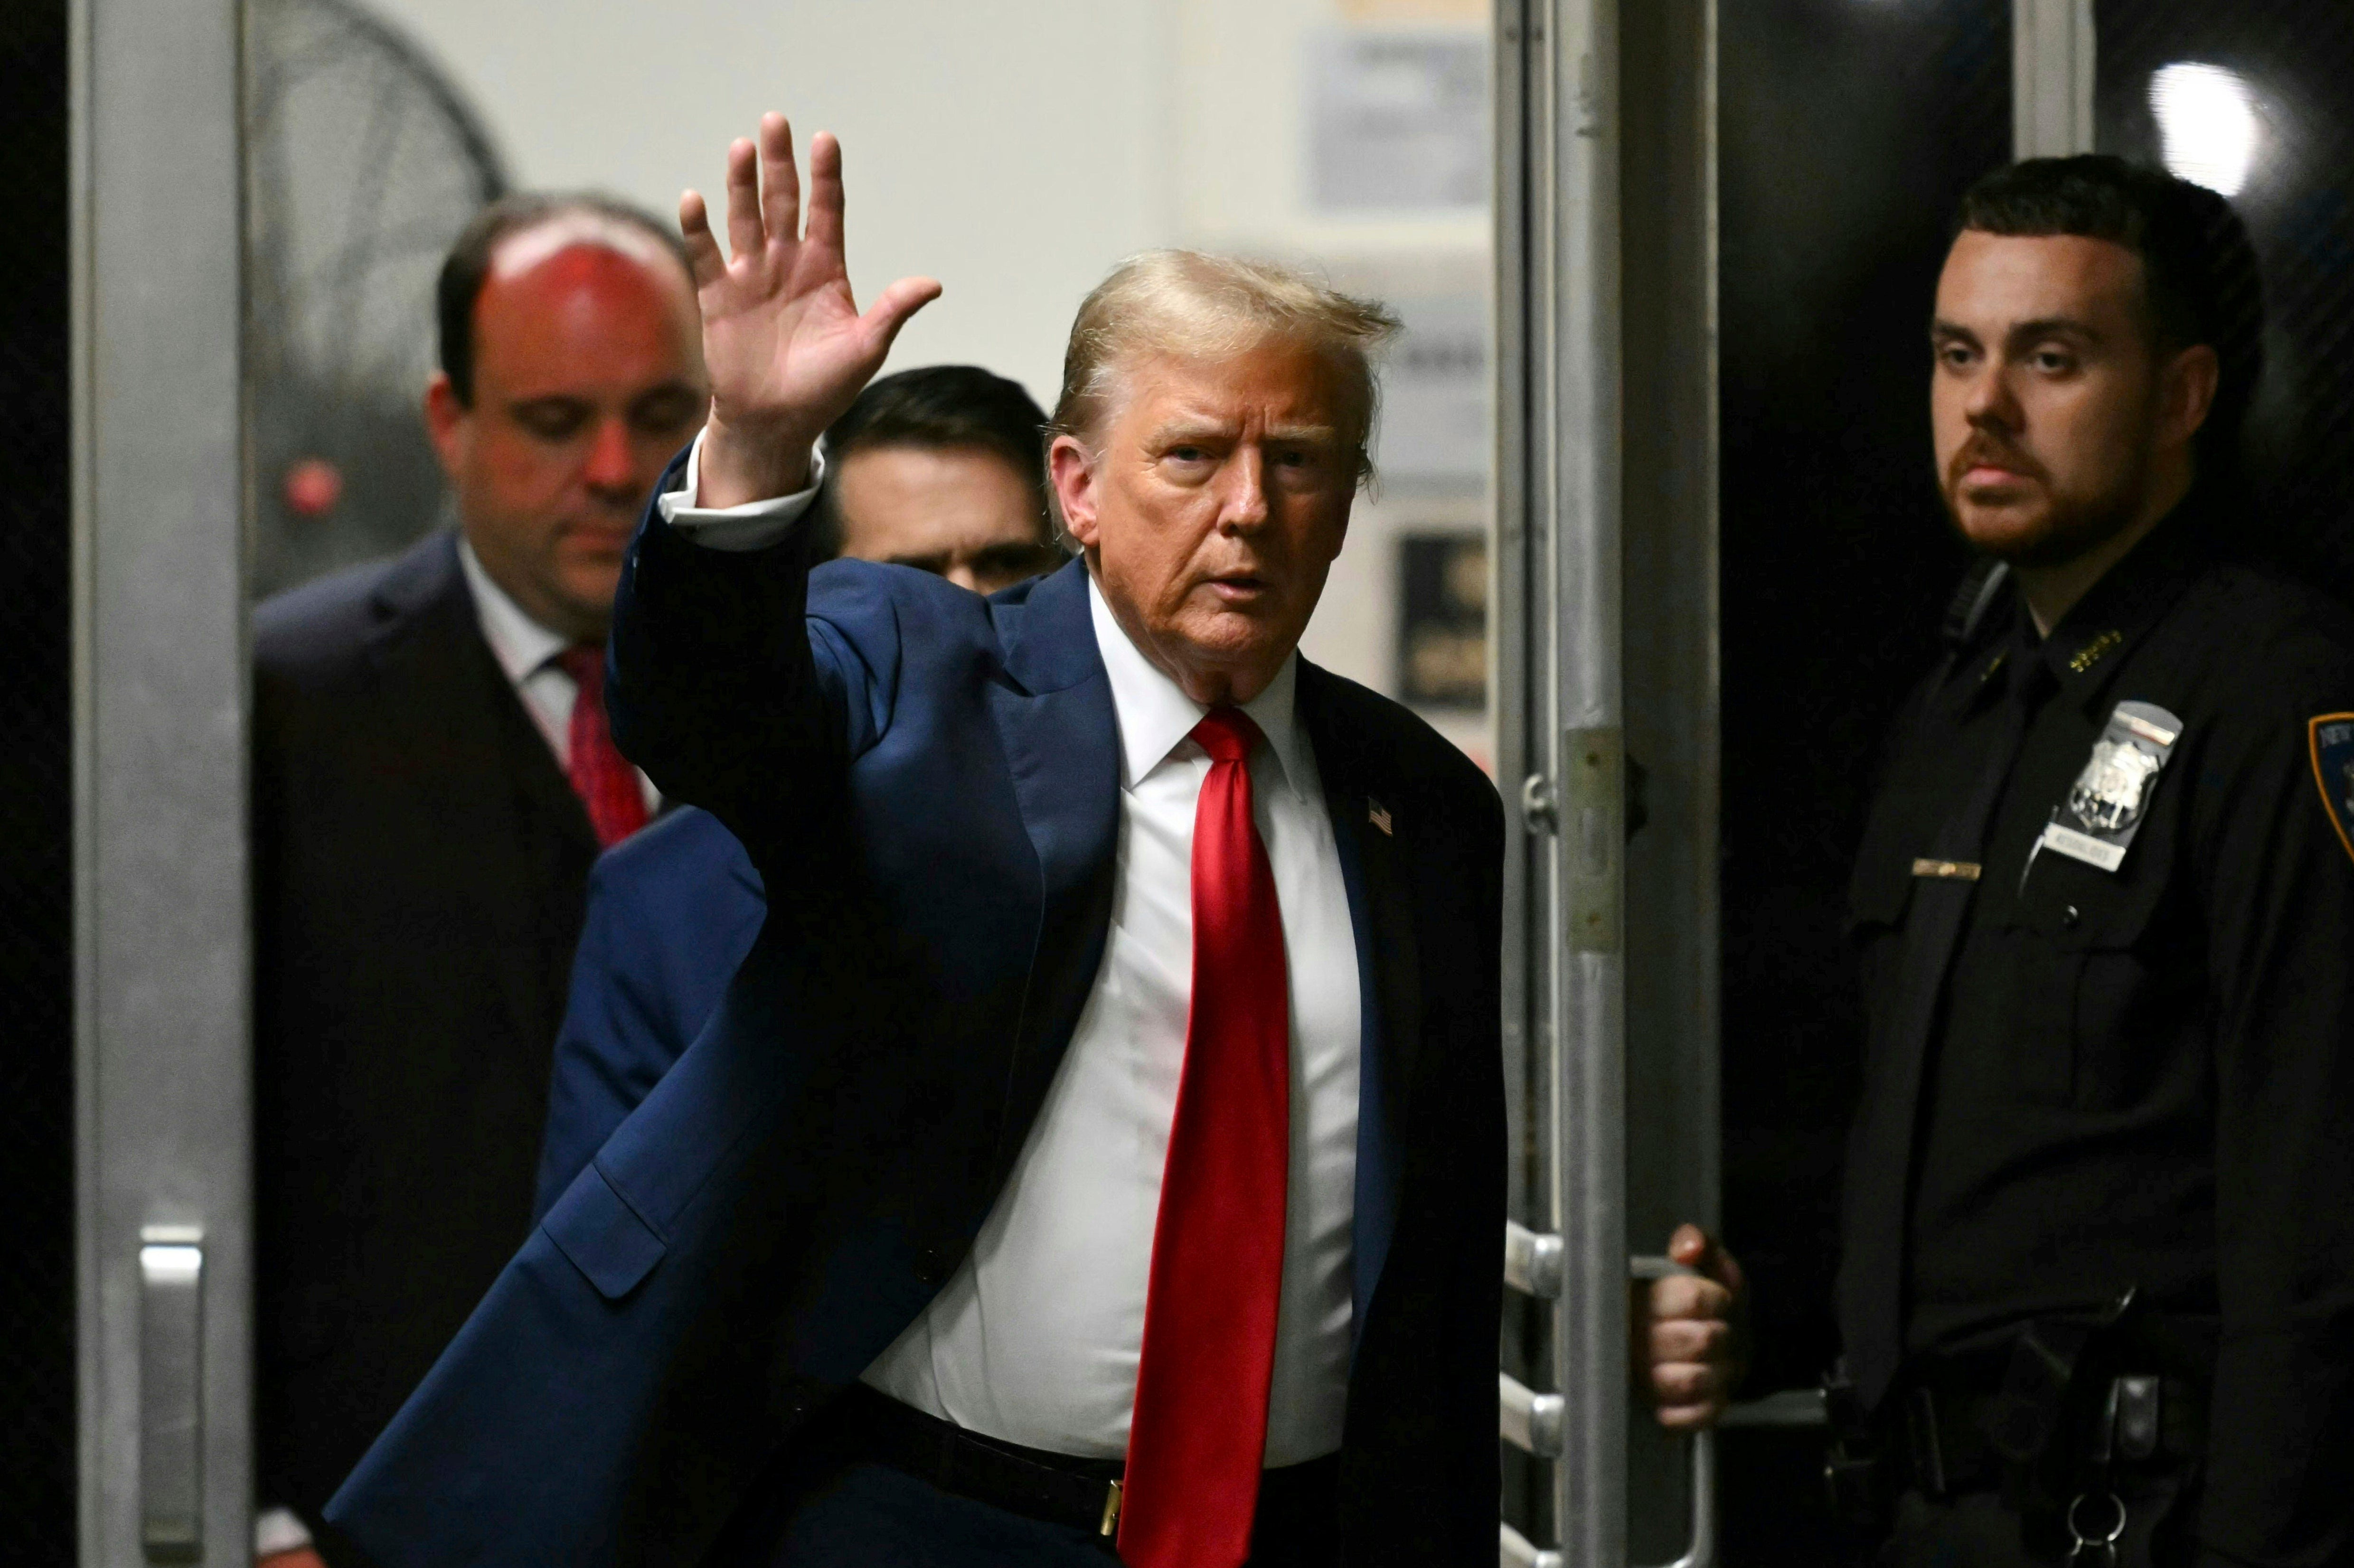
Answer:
[
  {"xmin": 608, "ymin": 448, "xmax": 894, "ymax": 867},
  {"xmin": 534, "ymin": 817, "xmax": 772, "ymax": 1226},
  {"xmin": 2191, "ymin": 645, "xmax": 2354, "ymax": 1568},
  {"xmin": 533, "ymin": 852, "xmax": 678, "ymax": 1224}
]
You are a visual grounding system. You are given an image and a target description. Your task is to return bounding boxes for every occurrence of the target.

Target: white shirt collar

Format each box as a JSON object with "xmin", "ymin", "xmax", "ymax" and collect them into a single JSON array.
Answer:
[
  {"xmin": 457, "ymin": 534, "xmax": 574, "ymax": 684},
  {"xmin": 1084, "ymin": 572, "xmax": 1310, "ymax": 800}
]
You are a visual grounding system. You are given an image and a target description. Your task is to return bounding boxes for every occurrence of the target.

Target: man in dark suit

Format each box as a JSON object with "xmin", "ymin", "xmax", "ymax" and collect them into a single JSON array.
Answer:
[
  {"xmin": 329, "ymin": 115, "xmax": 1742, "ymax": 1568},
  {"xmin": 534, "ymin": 364, "xmax": 1067, "ymax": 1221},
  {"xmin": 251, "ymin": 192, "xmax": 707, "ymax": 1565}
]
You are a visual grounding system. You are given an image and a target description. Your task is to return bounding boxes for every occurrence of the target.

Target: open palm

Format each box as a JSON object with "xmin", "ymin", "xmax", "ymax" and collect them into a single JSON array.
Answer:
[{"xmin": 681, "ymin": 113, "xmax": 940, "ymax": 506}]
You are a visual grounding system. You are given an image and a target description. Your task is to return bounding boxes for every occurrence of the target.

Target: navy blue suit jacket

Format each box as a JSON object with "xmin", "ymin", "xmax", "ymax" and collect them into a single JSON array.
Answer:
[
  {"xmin": 533, "ymin": 807, "xmax": 765, "ymax": 1224},
  {"xmin": 330, "ymin": 453, "xmax": 1505, "ymax": 1568}
]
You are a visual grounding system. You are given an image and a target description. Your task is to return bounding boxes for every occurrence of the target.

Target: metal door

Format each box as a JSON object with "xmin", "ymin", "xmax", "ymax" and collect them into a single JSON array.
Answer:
[
  {"xmin": 1492, "ymin": 2, "xmax": 2097, "ymax": 1565},
  {"xmin": 74, "ymin": 0, "xmax": 253, "ymax": 1560},
  {"xmin": 1494, "ymin": 2, "xmax": 1720, "ymax": 1563}
]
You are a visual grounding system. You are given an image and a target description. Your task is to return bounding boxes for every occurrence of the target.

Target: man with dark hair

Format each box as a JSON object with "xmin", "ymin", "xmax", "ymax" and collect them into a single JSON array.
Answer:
[
  {"xmin": 1830, "ymin": 154, "xmax": 2354, "ymax": 1567},
  {"xmin": 532, "ymin": 364, "xmax": 1067, "ymax": 1217},
  {"xmin": 808, "ymin": 362, "xmax": 1066, "ymax": 586},
  {"xmin": 251, "ymin": 191, "xmax": 705, "ymax": 1565}
]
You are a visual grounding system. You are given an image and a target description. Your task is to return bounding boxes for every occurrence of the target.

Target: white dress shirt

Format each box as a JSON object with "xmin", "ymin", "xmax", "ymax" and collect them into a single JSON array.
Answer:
[
  {"xmin": 456, "ymin": 536, "xmax": 658, "ymax": 811},
  {"xmin": 661, "ymin": 439, "xmax": 1365, "ymax": 1466}
]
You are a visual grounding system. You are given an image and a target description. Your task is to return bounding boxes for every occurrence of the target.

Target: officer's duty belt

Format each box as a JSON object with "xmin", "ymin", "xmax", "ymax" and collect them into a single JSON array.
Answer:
[{"xmin": 1885, "ymin": 1361, "xmax": 2207, "ymax": 1499}]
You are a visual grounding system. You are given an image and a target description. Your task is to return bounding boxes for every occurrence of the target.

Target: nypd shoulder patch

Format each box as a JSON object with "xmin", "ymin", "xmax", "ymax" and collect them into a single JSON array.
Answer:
[{"xmin": 2309, "ymin": 714, "xmax": 2354, "ymax": 866}]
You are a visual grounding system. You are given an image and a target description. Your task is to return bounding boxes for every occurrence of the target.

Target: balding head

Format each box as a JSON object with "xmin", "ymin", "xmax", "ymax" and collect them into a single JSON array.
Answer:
[
  {"xmin": 424, "ymin": 195, "xmax": 707, "ymax": 640},
  {"xmin": 437, "ymin": 193, "xmax": 697, "ymax": 407}
]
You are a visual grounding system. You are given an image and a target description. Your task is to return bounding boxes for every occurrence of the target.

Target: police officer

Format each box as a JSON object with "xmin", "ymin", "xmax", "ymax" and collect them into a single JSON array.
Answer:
[{"xmin": 1831, "ymin": 156, "xmax": 2354, "ymax": 1567}]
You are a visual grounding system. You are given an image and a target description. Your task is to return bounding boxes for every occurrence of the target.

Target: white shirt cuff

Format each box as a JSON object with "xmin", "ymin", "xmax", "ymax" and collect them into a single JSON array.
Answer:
[
  {"xmin": 653, "ymin": 427, "xmax": 824, "ymax": 552},
  {"xmin": 254, "ymin": 1506, "xmax": 313, "ymax": 1557}
]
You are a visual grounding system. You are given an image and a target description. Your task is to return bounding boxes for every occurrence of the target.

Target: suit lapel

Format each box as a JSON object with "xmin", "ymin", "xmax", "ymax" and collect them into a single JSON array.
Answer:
[
  {"xmin": 982, "ymin": 560, "xmax": 1122, "ymax": 1188},
  {"xmin": 364, "ymin": 531, "xmax": 600, "ymax": 1049},
  {"xmin": 1297, "ymin": 664, "xmax": 1422, "ymax": 1332},
  {"xmin": 370, "ymin": 532, "xmax": 600, "ymax": 856}
]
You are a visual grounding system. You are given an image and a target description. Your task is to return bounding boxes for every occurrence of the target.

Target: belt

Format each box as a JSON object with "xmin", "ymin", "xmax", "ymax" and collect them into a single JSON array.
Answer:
[
  {"xmin": 828, "ymin": 1384, "xmax": 1340, "ymax": 1547},
  {"xmin": 1885, "ymin": 1364, "xmax": 2208, "ymax": 1499}
]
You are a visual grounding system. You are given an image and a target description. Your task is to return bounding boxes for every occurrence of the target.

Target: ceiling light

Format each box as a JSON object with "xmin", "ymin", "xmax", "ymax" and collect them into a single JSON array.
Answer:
[{"xmin": 2149, "ymin": 63, "xmax": 2260, "ymax": 197}]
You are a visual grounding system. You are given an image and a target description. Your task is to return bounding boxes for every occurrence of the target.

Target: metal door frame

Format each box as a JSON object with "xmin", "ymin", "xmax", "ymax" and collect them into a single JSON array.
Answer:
[
  {"xmin": 1491, "ymin": 1, "xmax": 2096, "ymax": 1564},
  {"xmin": 1495, "ymin": 0, "xmax": 1721, "ymax": 1563},
  {"xmin": 74, "ymin": 0, "xmax": 253, "ymax": 1559}
]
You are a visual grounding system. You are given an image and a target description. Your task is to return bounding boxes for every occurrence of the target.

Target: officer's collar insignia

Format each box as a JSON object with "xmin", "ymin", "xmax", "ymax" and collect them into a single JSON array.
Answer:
[
  {"xmin": 2068, "ymin": 629, "xmax": 2125, "ymax": 675},
  {"xmin": 2028, "ymin": 701, "xmax": 2185, "ymax": 877},
  {"xmin": 2307, "ymin": 714, "xmax": 2354, "ymax": 867}
]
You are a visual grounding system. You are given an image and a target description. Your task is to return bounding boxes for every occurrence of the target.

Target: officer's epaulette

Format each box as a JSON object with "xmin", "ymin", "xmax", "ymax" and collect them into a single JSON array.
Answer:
[{"xmin": 1940, "ymin": 557, "xmax": 2013, "ymax": 654}]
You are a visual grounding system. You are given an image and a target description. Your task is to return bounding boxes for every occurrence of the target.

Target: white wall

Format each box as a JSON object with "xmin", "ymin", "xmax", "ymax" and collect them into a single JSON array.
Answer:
[
  {"xmin": 367, "ymin": 0, "xmax": 1490, "ymax": 748},
  {"xmin": 368, "ymin": 0, "xmax": 1174, "ymax": 402}
]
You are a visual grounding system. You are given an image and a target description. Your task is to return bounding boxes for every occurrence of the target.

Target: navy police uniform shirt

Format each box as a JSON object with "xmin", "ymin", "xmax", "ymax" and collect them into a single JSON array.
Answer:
[{"xmin": 1838, "ymin": 492, "xmax": 2354, "ymax": 1567}]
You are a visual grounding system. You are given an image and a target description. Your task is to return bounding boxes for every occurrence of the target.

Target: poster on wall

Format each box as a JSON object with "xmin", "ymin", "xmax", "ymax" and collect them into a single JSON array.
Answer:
[
  {"xmin": 1398, "ymin": 532, "xmax": 1488, "ymax": 709},
  {"xmin": 1373, "ymin": 290, "xmax": 1488, "ymax": 488},
  {"xmin": 1308, "ymin": 28, "xmax": 1488, "ymax": 212}
]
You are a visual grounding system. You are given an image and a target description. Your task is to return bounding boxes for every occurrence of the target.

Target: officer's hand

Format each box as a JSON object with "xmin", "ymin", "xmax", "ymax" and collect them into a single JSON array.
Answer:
[{"xmin": 1643, "ymin": 1223, "xmax": 1748, "ymax": 1432}]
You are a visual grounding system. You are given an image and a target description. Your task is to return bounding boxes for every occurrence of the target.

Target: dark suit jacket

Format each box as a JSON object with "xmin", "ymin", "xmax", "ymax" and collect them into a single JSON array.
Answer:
[
  {"xmin": 254, "ymin": 529, "xmax": 600, "ymax": 1554},
  {"xmin": 328, "ymin": 465, "xmax": 1505, "ymax": 1568},
  {"xmin": 533, "ymin": 807, "xmax": 764, "ymax": 1223}
]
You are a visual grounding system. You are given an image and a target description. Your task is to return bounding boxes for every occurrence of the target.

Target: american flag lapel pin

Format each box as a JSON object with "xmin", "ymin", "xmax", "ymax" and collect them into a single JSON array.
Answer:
[{"xmin": 1368, "ymin": 798, "xmax": 1393, "ymax": 836}]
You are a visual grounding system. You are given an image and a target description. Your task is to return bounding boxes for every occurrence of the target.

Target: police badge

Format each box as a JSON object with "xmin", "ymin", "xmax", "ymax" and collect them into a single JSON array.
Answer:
[
  {"xmin": 2032, "ymin": 701, "xmax": 2185, "ymax": 874},
  {"xmin": 2309, "ymin": 713, "xmax": 2354, "ymax": 866}
]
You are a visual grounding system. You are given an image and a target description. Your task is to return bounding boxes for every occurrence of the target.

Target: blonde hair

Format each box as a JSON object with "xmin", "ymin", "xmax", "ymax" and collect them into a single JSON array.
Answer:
[{"xmin": 1049, "ymin": 251, "xmax": 1401, "ymax": 485}]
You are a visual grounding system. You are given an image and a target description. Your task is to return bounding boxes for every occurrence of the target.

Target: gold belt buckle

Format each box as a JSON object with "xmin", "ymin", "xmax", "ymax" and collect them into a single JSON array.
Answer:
[{"xmin": 1099, "ymin": 1479, "xmax": 1123, "ymax": 1537}]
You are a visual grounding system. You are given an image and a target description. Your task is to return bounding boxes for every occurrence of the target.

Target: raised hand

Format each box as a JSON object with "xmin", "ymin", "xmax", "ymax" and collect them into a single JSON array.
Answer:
[{"xmin": 681, "ymin": 113, "xmax": 941, "ymax": 507}]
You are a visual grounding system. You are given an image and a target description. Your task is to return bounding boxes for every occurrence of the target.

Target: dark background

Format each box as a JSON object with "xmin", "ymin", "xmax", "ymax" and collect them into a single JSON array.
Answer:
[
  {"xmin": 1714, "ymin": 0, "xmax": 2007, "ymax": 1557},
  {"xmin": 0, "ymin": 0, "xmax": 78, "ymax": 1560},
  {"xmin": 1718, "ymin": 0, "xmax": 2007, "ymax": 1405},
  {"xmin": 2095, "ymin": 0, "xmax": 2354, "ymax": 604},
  {"xmin": 1714, "ymin": 0, "xmax": 2354, "ymax": 1559}
]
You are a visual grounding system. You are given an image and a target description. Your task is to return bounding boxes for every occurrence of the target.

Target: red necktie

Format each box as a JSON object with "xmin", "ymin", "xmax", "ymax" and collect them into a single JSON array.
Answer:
[
  {"xmin": 1119, "ymin": 707, "xmax": 1291, "ymax": 1568},
  {"xmin": 556, "ymin": 644, "xmax": 649, "ymax": 849}
]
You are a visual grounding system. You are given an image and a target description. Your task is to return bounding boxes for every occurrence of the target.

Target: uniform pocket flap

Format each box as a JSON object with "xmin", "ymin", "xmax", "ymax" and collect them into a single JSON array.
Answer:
[
  {"xmin": 541, "ymin": 1161, "xmax": 668, "ymax": 1301},
  {"xmin": 2020, "ymin": 840, "xmax": 2173, "ymax": 952}
]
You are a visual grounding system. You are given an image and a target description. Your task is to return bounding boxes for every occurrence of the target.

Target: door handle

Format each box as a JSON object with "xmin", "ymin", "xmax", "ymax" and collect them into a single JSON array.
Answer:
[
  {"xmin": 1631, "ymin": 1255, "xmax": 1716, "ymax": 1568},
  {"xmin": 138, "ymin": 1226, "xmax": 204, "ymax": 1561},
  {"xmin": 1495, "ymin": 1437, "xmax": 1714, "ymax": 1568}
]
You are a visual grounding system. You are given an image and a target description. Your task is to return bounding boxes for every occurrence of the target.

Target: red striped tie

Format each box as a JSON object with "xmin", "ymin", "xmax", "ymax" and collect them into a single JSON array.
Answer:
[
  {"xmin": 556, "ymin": 644, "xmax": 649, "ymax": 849},
  {"xmin": 1119, "ymin": 706, "xmax": 1291, "ymax": 1568}
]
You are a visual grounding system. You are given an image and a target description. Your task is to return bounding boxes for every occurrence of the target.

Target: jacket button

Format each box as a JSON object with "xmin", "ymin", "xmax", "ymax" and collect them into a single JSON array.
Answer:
[{"xmin": 2060, "ymin": 904, "xmax": 2081, "ymax": 930}]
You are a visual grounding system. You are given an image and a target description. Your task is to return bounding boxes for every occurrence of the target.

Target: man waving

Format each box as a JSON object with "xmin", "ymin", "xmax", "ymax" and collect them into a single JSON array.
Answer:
[{"xmin": 330, "ymin": 114, "xmax": 1740, "ymax": 1568}]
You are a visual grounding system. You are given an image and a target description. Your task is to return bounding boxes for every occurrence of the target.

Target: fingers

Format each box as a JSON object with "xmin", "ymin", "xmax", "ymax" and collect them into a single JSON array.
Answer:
[
  {"xmin": 803, "ymin": 131, "xmax": 845, "ymax": 258},
  {"xmin": 723, "ymin": 136, "xmax": 764, "ymax": 264},
  {"xmin": 758, "ymin": 112, "xmax": 801, "ymax": 245},
  {"xmin": 1647, "ymin": 1271, "xmax": 1733, "ymax": 1325},
  {"xmin": 1654, "ymin": 1397, "xmax": 1723, "ymax": 1433},
  {"xmin": 1643, "ymin": 1228, "xmax": 1745, "ymax": 1433},
  {"xmin": 1648, "ymin": 1316, "xmax": 1731, "ymax": 1365},
  {"xmin": 678, "ymin": 190, "xmax": 725, "ymax": 290},
  {"xmin": 1667, "ymin": 1222, "xmax": 1748, "ymax": 1295},
  {"xmin": 860, "ymin": 275, "xmax": 944, "ymax": 354},
  {"xmin": 1649, "ymin": 1358, "xmax": 1727, "ymax": 1409}
]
